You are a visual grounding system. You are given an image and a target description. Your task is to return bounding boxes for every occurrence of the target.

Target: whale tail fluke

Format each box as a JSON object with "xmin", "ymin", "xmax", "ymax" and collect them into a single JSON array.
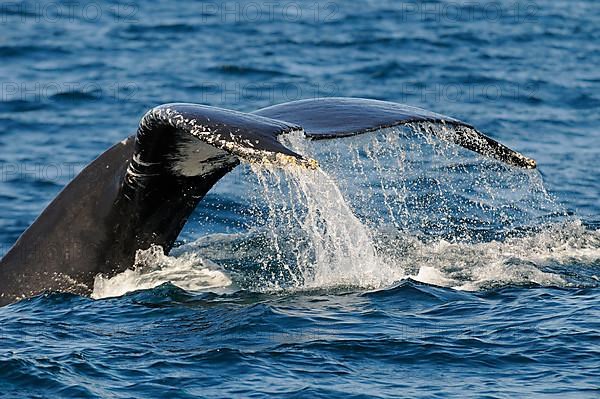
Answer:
[
  {"xmin": 0, "ymin": 98, "xmax": 537, "ymax": 306},
  {"xmin": 254, "ymin": 97, "xmax": 536, "ymax": 169},
  {"xmin": 134, "ymin": 99, "xmax": 537, "ymax": 183}
]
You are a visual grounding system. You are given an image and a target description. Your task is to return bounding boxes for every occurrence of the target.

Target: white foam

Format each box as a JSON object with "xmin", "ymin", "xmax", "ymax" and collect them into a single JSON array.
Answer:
[
  {"xmin": 92, "ymin": 245, "xmax": 231, "ymax": 299},
  {"xmin": 413, "ymin": 266, "xmax": 456, "ymax": 286}
]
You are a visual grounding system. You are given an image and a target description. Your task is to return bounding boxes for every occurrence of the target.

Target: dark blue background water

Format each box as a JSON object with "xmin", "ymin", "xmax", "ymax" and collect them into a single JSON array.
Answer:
[{"xmin": 0, "ymin": 1, "xmax": 599, "ymax": 397}]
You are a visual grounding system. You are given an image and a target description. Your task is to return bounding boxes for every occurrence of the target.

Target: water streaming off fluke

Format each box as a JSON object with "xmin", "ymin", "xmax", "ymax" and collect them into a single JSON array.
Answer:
[{"xmin": 92, "ymin": 124, "xmax": 600, "ymax": 298}]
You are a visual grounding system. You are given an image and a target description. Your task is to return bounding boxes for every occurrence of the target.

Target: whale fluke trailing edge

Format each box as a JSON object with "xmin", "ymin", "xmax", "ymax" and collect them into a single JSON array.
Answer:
[{"xmin": 0, "ymin": 98, "xmax": 536, "ymax": 305}]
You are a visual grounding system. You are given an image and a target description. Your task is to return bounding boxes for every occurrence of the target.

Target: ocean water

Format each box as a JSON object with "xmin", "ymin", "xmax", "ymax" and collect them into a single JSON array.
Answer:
[{"xmin": 1, "ymin": 0, "xmax": 599, "ymax": 397}]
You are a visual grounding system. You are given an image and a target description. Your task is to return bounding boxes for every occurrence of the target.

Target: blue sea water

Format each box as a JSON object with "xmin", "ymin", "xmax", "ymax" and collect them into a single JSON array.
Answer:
[{"xmin": 0, "ymin": 0, "xmax": 599, "ymax": 397}]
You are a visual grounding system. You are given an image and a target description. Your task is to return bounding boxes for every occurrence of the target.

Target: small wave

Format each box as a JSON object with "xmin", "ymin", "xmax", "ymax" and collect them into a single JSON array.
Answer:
[
  {"xmin": 208, "ymin": 64, "xmax": 294, "ymax": 78},
  {"xmin": 49, "ymin": 90, "xmax": 102, "ymax": 102},
  {"xmin": 0, "ymin": 45, "xmax": 70, "ymax": 57},
  {"xmin": 0, "ymin": 99, "xmax": 46, "ymax": 113},
  {"xmin": 122, "ymin": 23, "xmax": 198, "ymax": 34}
]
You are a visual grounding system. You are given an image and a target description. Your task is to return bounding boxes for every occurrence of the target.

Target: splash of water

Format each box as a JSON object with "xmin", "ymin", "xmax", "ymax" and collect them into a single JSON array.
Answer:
[
  {"xmin": 92, "ymin": 245, "xmax": 231, "ymax": 299},
  {"xmin": 251, "ymin": 164, "xmax": 402, "ymax": 289},
  {"xmin": 379, "ymin": 220, "xmax": 600, "ymax": 290},
  {"xmin": 92, "ymin": 123, "xmax": 600, "ymax": 298},
  {"xmin": 246, "ymin": 164, "xmax": 599, "ymax": 291}
]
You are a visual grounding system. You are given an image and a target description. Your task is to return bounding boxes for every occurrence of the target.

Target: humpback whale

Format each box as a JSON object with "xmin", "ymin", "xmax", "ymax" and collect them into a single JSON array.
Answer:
[{"xmin": 0, "ymin": 98, "xmax": 536, "ymax": 306}]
